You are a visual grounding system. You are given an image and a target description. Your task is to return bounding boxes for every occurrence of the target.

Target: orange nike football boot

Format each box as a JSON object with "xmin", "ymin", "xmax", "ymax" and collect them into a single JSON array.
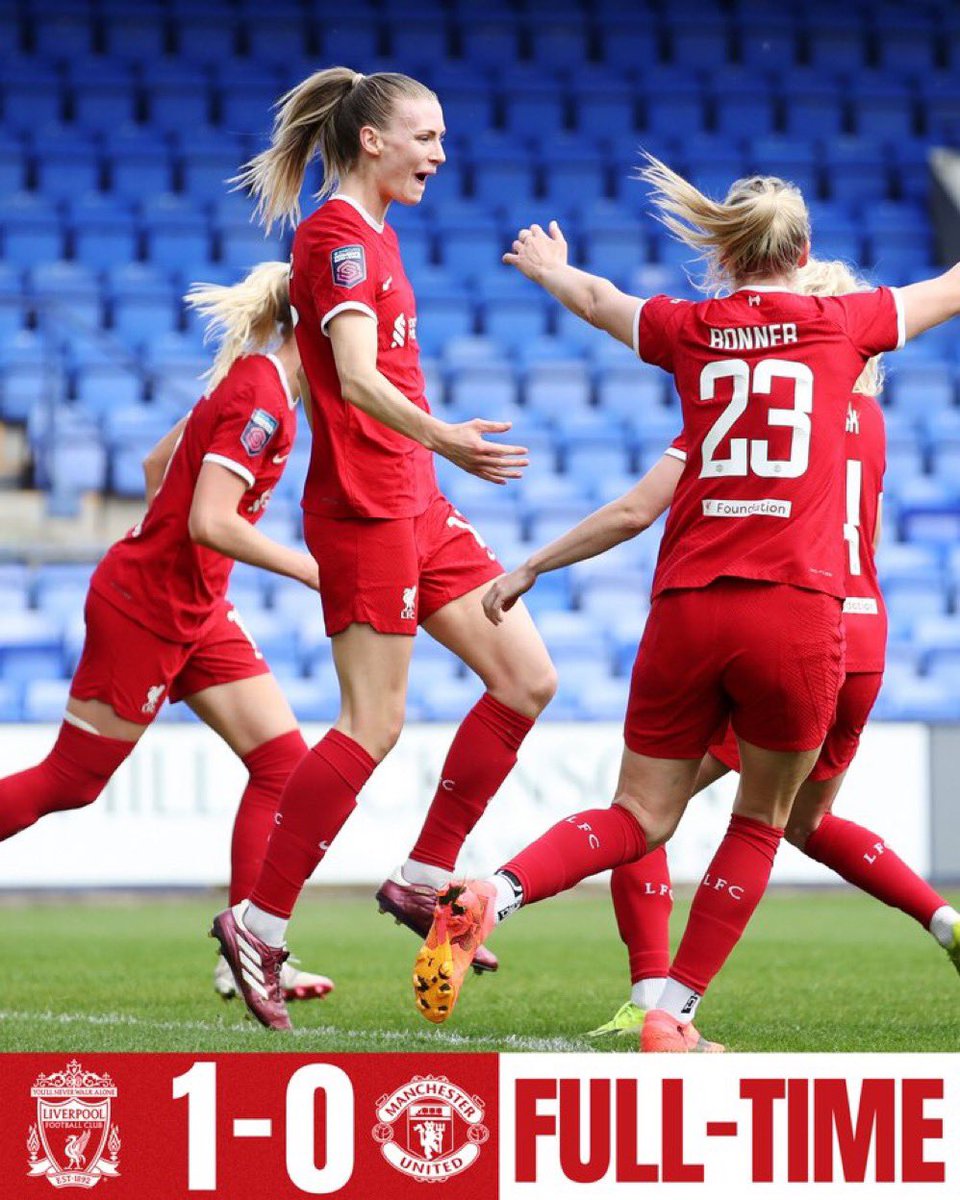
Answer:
[{"xmin": 412, "ymin": 880, "xmax": 496, "ymax": 1024}]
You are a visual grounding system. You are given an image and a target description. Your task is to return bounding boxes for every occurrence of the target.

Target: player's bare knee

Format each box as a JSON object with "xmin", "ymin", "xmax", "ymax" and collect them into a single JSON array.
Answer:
[
  {"xmin": 489, "ymin": 660, "xmax": 557, "ymax": 718},
  {"xmin": 335, "ymin": 708, "xmax": 405, "ymax": 763},
  {"xmin": 613, "ymin": 793, "xmax": 672, "ymax": 848},
  {"xmin": 785, "ymin": 813, "xmax": 819, "ymax": 849}
]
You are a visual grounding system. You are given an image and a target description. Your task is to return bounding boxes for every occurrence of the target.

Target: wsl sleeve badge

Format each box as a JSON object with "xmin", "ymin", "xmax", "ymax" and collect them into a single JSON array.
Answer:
[
  {"xmin": 331, "ymin": 244, "xmax": 367, "ymax": 289},
  {"xmin": 372, "ymin": 1074, "xmax": 489, "ymax": 1182},
  {"xmin": 26, "ymin": 1060, "xmax": 121, "ymax": 1188},
  {"xmin": 240, "ymin": 408, "xmax": 279, "ymax": 456}
]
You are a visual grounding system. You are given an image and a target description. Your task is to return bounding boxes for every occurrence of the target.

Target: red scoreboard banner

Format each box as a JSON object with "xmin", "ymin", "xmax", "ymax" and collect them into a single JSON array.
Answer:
[{"xmin": 0, "ymin": 1053, "xmax": 955, "ymax": 1198}]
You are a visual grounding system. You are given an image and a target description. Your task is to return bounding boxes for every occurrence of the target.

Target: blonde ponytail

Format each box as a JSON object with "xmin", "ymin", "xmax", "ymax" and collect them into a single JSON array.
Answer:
[
  {"xmin": 235, "ymin": 67, "xmax": 435, "ymax": 233},
  {"xmin": 795, "ymin": 257, "xmax": 884, "ymax": 395},
  {"xmin": 185, "ymin": 261, "xmax": 292, "ymax": 390},
  {"xmin": 638, "ymin": 152, "xmax": 811, "ymax": 292}
]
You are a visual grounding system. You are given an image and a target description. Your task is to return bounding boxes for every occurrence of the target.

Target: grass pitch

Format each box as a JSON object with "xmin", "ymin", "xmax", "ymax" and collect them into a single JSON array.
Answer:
[{"xmin": 1, "ymin": 888, "xmax": 958, "ymax": 1054}]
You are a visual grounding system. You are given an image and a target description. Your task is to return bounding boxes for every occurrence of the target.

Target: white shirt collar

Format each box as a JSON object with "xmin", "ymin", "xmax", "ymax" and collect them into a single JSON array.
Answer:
[
  {"xmin": 265, "ymin": 353, "xmax": 297, "ymax": 410},
  {"xmin": 329, "ymin": 192, "xmax": 385, "ymax": 233}
]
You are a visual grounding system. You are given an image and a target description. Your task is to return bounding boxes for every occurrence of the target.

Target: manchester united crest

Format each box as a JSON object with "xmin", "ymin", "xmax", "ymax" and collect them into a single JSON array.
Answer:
[
  {"xmin": 26, "ymin": 1060, "xmax": 121, "ymax": 1189},
  {"xmin": 372, "ymin": 1074, "xmax": 488, "ymax": 1183}
]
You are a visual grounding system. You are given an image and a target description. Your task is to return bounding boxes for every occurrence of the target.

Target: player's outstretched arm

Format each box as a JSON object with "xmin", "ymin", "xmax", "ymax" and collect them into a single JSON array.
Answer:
[
  {"xmin": 329, "ymin": 310, "xmax": 529, "ymax": 484},
  {"xmin": 483, "ymin": 452, "xmax": 683, "ymax": 625},
  {"xmin": 503, "ymin": 220, "xmax": 641, "ymax": 349},
  {"xmin": 899, "ymin": 262, "xmax": 960, "ymax": 340},
  {"xmin": 143, "ymin": 416, "xmax": 188, "ymax": 504},
  {"xmin": 188, "ymin": 462, "xmax": 318, "ymax": 588}
]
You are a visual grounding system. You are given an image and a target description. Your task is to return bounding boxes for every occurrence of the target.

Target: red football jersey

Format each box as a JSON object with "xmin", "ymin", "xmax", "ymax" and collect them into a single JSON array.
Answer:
[
  {"xmin": 668, "ymin": 387, "xmax": 888, "ymax": 672},
  {"xmin": 91, "ymin": 354, "xmax": 297, "ymax": 642},
  {"xmin": 291, "ymin": 194, "xmax": 438, "ymax": 519},
  {"xmin": 841, "ymin": 392, "xmax": 886, "ymax": 672},
  {"xmin": 637, "ymin": 286, "xmax": 903, "ymax": 599}
]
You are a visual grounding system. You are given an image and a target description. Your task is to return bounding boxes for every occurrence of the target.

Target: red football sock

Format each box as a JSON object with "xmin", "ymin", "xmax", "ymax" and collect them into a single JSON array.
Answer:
[
  {"xmin": 670, "ymin": 814, "xmax": 784, "ymax": 995},
  {"xmin": 804, "ymin": 812, "xmax": 945, "ymax": 928},
  {"xmin": 501, "ymin": 804, "xmax": 648, "ymax": 904},
  {"xmin": 230, "ymin": 730, "xmax": 308, "ymax": 906},
  {"xmin": 410, "ymin": 692, "xmax": 534, "ymax": 871},
  {"xmin": 0, "ymin": 720, "xmax": 134, "ymax": 841},
  {"xmin": 611, "ymin": 847, "xmax": 673, "ymax": 983},
  {"xmin": 250, "ymin": 729, "xmax": 377, "ymax": 919}
]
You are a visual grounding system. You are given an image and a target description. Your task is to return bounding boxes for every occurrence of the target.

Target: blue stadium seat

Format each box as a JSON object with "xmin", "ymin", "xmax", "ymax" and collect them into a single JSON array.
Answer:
[
  {"xmin": 470, "ymin": 160, "xmax": 537, "ymax": 209},
  {"xmin": 887, "ymin": 362, "xmax": 954, "ymax": 411},
  {"xmin": 565, "ymin": 439, "xmax": 634, "ymax": 487},
  {"xmin": 571, "ymin": 84, "xmax": 637, "ymax": 143},
  {"xmin": 319, "ymin": 18, "xmax": 380, "ymax": 64},
  {"xmin": 3, "ymin": 217, "xmax": 63, "ymax": 269},
  {"xmin": 34, "ymin": 141, "xmax": 103, "ymax": 198},
  {"xmin": 448, "ymin": 365, "xmax": 518, "ymax": 412},
  {"xmin": 519, "ymin": 362, "xmax": 589, "ymax": 423},
  {"xmin": 72, "ymin": 214, "xmax": 139, "ymax": 272},
  {"xmin": 110, "ymin": 293, "xmax": 178, "ymax": 342},
  {"xmin": 643, "ymin": 89, "xmax": 704, "ymax": 138},
  {"xmin": 482, "ymin": 298, "xmax": 549, "ymax": 353},
  {"xmin": 457, "ymin": 18, "xmax": 521, "ymax": 69},
  {"xmin": 876, "ymin": 24, "xmax": 939, "ymax": 74},
  {"xmin": 147, "ymin": 218, "xmax": 213, "ymax": 274},
  {"xmin": 435, "ymin": 222, "xmax": 502, "ymax": 279},
  {"xmin": 75, "ymin": 364, "xmax": 145, "ymax": 412},
  {"xmin": 739, "ymin": 18, "xmax": 799, "ymax": 69},
  {"xmin": 597, "ymin": 367, "xmax": 669, "ymax": 422},
  {"xmin": 596, "ymin": 20, "xmax": 659, "ymax": 71},
  {"xmin": 384, "ymin": 17, "xmax": 450, "ymax": 65},
  {"xmin": 782, "ymin": 85, "xmax": 844, "ymax": 139},
  {"xmin": 0, "ymin": 148, "xmax": 26, "ymax": 195},
  {"xmin": 217, "ymin": 81, "xmax": 282, "ymax": 135},
  {"xmin": 541, "ymin": 155, "xmax": 608, "ymax": 211},
  {"xmin": 146, "ymin": 81, "xmax": 212, "ymax": 133},
  {"xmin": 851, "ymin": 86, "xmax": 916, "ymax": 141},
  {"xmin": 217, "ymin": 223, "xmax": 288, "ymax": 271},
  {"xmin": 416, "ymin": 298, "xmax": 475, "ymax": 356},
  {"xmin": 2, "ymin": 68, "xmax": 62, "ymax": 131},
  {"xmin": 0, "ymin": 612, "xmax": 63, "ymax": 683},
  {"xmin": 103, "ymin": 14, "xmax": 169, "ymax": 61},
  {"xmin": 0, "ymin": 364, "xmax": 62, "ymax": 423},
  {"xmin": 805, "ymin": 23, "xmax": 868, "ymax": 71},
  {"xmin": 581, "ymin": 224, "xmax": 647, "ymax": 283},
  {"xmin": 173, "ymin": 15, "xmax": 240, "ymax": 64}
]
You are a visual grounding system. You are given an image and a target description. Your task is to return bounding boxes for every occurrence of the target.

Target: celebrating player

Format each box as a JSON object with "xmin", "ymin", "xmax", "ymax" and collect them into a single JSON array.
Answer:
[
  {"xmin": 412, "ymin": 158, "xmax": 960, "ymax": 1048},
  {"xmin": 0, "ymin": 262, "xmax": 332, "ymax": 1004},
  {"xmin": 212, "ymin": 68, "xmax": 556, "ymax": 1030},
  {"xmin": 584, "ymin": 259, "xmax": 960, "ymax": 1038}
]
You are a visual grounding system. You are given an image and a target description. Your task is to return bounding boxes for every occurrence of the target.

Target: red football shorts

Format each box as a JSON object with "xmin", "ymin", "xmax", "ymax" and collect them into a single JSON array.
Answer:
[
  {"xmin": 304, "ymin": 492, "xmax": 505, "ymax": 637},
  {"xmin": 71, "ymin": 591, "xmax": 270, "ymax": 724},
  {"xmin": 708, "ymin": 670, "xmax": 883, "ymax": 782},
  {"xmin": 624, "ymin": 578, "xmax": 845, "ymax": 758}
]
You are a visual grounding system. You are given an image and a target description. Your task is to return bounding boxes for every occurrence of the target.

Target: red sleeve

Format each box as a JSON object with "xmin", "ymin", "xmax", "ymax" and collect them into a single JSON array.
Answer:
[
  {"xmin": 297, "ymin": 211, "xmax": 380, "ymax": 337},
  {"xmin": 203, "ymin": 364, "xmax": 286, "ymax": 488},
  {"xmin": 636, "ymin": 295, "xmax": 691, "ymax": 371},
  {"xmin": 822, "ymin": 287, "xmax": 905, "ymax": 357}
]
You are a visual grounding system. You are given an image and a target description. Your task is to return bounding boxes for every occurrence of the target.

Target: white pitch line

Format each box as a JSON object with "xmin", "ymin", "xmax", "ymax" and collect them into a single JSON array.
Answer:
[{"xmin": 0, "ymin": 1009, "xmax": 587, "ymax": 1053}]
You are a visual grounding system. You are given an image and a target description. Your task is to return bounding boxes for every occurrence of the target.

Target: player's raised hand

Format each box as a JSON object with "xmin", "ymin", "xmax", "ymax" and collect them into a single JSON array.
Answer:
[
  {"xmin": 503, "ymin": 221, "xmax": 568, "ymax": 281},
  {"xmin": 482, "ymin": 563, "xmax": 537, "ymax": 625},
  {"xmin": 434, "ymin": 418, "xmax": 529, "ymax": 485}
]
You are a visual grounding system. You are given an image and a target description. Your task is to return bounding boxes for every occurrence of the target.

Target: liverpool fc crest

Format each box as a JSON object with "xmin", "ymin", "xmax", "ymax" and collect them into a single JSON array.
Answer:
[{"xmin": 26, "ymin": 1060, "xmax": 121, "ymax": 1189}]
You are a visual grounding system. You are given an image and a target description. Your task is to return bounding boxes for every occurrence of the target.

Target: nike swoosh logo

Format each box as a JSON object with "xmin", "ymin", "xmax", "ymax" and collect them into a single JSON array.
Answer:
[
  {"xmin": 272, "ymin": 453, "xmax": 289, "ymax": 464},
  {"xmin": 382, "ymin": 276, "xmax": 392, "ymax": 291}
]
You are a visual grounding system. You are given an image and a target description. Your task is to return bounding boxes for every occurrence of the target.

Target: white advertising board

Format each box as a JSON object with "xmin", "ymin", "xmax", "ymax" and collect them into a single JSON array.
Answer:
[{"xmin": 0, "ymin": 721, "xmax": 929, "ymax": 888}]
